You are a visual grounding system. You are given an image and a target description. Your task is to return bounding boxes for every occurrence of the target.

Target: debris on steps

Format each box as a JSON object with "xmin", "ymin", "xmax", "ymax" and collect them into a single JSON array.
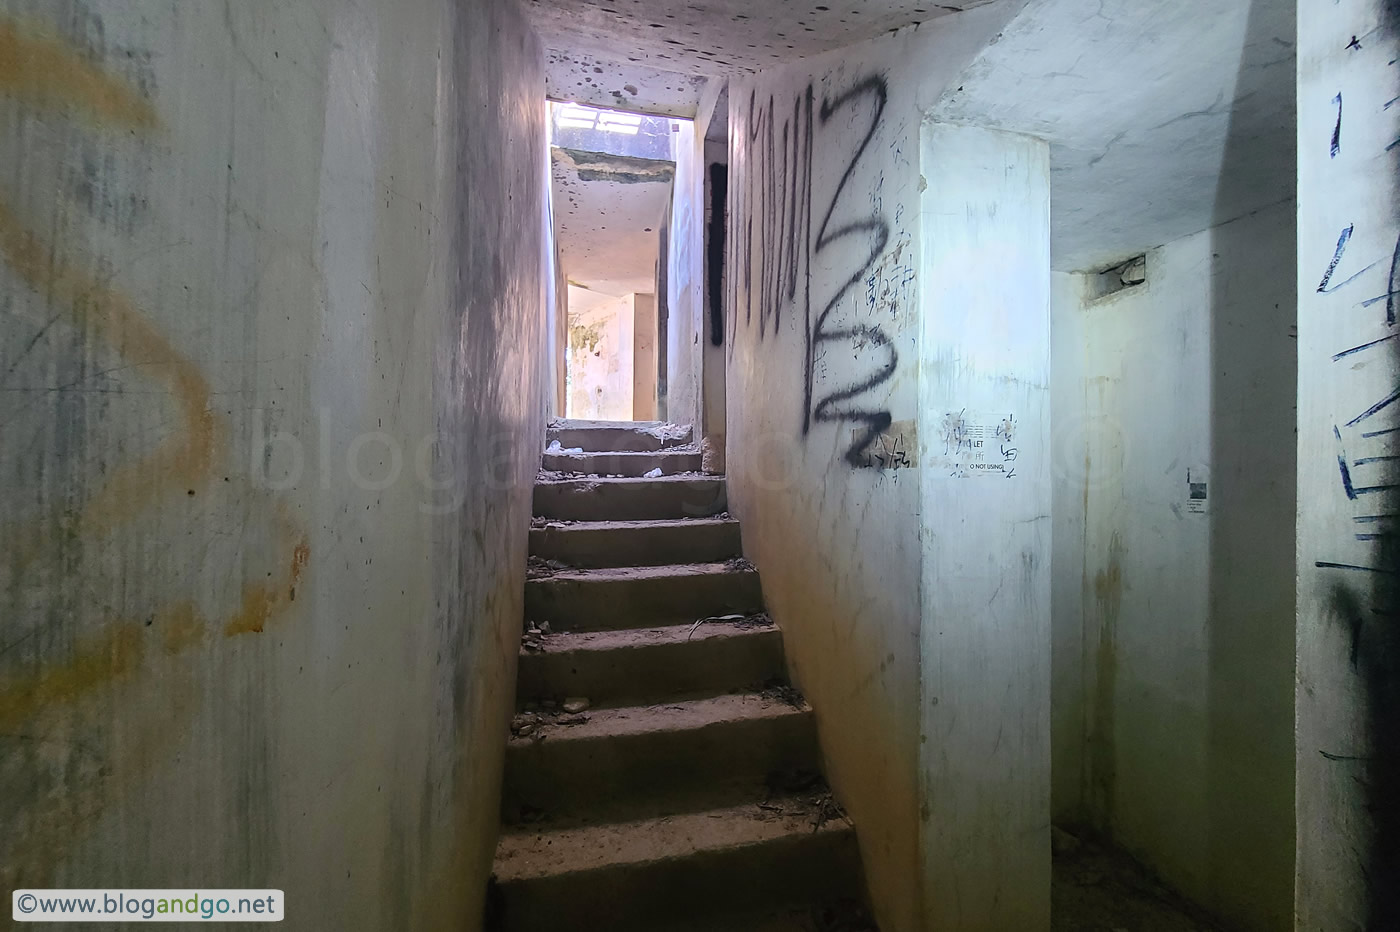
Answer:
[
  {"xmin": 530, "ymin": 517, "xmax": 741, "ymax": 569},
  {"xmin": 533, "ymin": 474, "xmax": 728, "ymax": 521},
  {"xmin": 491, "ymin": 422, "xmax": 875, "ymax": 930},
  {"xmin": 515, "ymin": 617, "xmax": 783, "ymax": 709},
  {"xmin": 523, "ymin": 561, "xmax": 763, "ymax": 632}
]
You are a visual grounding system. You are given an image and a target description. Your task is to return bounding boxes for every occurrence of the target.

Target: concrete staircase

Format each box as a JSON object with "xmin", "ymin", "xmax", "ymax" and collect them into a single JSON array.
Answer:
[{"xmin": 488, "ymin": 419, "xmax": 875, "ymax": 932}]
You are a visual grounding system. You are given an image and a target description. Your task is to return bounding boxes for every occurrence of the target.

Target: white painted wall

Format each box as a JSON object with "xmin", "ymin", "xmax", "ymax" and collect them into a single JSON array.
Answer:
[
  {"xmin": 918, "ymin": 121, "xmax": 1051, "ymax": 931},
  {"xmin": 1050, "ymin": 200, "xmax": 1296, "ymax": 930},
  {"xmin": 1296, "ymin": 0, "xmax": 1400, "ymax": 927},
  {"xmin": 724, "ymin": 6, "xmax": 1030, "ymax": 930},
  {"xmin": 567, "ymin": 291, "xmax": 635, "ymax": 421},
  {"xmin": 664, "ymin": 118, "xmax": 705, "ymax": 432},
  {"xmin": 0, "ymin": 2, "xmax": 550, "ymax": 929}
]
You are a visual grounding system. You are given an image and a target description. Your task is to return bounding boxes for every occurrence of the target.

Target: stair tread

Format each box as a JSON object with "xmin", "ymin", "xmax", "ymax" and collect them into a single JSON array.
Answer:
[
  {"xmin": 533, "ymin": 517, "xmax": 737, "ymax": 531},
  {"xmin": 521, "ymin": 620, "xmax": 775, "ymax": 656},
  {"xmin": 549, "ymin": 418, "xmax": 685, "ymax": 430},
  {"xmin": 535, "ymin": 474, "xmax": 722, "ymax": 487},
  {"xmin": 528, "ymin": 561, "xmax": 752, "ymax": 583},
  {"xmin": 546, "ymin": 448, "xmax": 700, "ymax": 458},
  {"xmin": 508, "ymin": 692, "xmax": 808, "ymax": 746},
  {"xmin": 494, "ymin": 794, "xmax": 850, "ymax": 883},
  {"xmin": 654, "ymin": 905, "xmax": 875, "ymax": 932}
]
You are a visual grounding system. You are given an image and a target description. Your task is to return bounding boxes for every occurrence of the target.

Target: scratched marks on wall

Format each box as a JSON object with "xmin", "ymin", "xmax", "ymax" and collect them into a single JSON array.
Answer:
[
  {"xmin": 1307, "ymin": 3, "xmax": 1400, "ymax": 925},
  {"xmin": 730, "ymin": 73, "xmax": 914, "ymax": 468},
  {"xmin": 0, "ymin": 15, "xmax": 309, "ymax": 890}
]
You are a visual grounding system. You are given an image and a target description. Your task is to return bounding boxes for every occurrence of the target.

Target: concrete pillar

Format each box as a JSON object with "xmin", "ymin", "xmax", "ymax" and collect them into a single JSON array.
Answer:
[
  {"xmin": 1296, "ymin": 1, "xmax": 1400, "ymax": 926},
  {"xmin": 916, "ymin": 122, "xmax": 1051, "ymax": 931},
  {"xmin": 633, "ymin": 293, "xmax": 657, "ymax": 421}
]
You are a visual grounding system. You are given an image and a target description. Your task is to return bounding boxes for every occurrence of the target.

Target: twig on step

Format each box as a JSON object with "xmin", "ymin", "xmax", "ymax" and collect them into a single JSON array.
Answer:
[{"xmin": 686, "ymin": 613, "xmax": 746, "ymax": 640}]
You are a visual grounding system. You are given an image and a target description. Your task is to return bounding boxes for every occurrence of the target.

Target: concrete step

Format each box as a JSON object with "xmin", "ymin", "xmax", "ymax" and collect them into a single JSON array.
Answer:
[
  {"xmin": 517, "ymin": 619, "xmax": 783, "ymax": 709},
  {"xmin": 547, "ymin": 418, "xmax": 693, "ymax": 453},
  {"xmin": 491, "ymin": 797, "xmax": 861, "ymax": 932},
  {"xmin": 541, "ymin": 448, "xmax": 703, "ymax": 477},
  {"xmin": 524, "ymin": 562, "xmax": 762, "ymax": 632},
  {"xmin": 533, "ymin": 475, "xmax": 726, "ymax": 521},
  {"xmin": 501, "ymin": 693, "xmax": 818, "ymax": 826},
  {"xmin": 529, "ymin": 518, "xmax": 741, "ymax": 568},
  {"xmin": 652, "ymin": 903, "xmax": 878, "ymax": 932}
]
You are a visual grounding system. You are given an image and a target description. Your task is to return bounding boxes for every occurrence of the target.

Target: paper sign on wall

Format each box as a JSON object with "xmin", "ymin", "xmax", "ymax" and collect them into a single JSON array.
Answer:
[
  {"xmin": 930, "ymin": 410, "xmax": 1019, "ymax": 478},
  {"xmin": 1187, "ymin": 465, "xmax": 1210, "ymax": 514}
]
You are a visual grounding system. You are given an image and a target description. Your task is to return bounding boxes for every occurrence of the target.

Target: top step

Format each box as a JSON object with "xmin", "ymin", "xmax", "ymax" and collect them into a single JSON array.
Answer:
[{"xmin": 548, "ymin": 418, "xmax": 694, "ymax": 453}]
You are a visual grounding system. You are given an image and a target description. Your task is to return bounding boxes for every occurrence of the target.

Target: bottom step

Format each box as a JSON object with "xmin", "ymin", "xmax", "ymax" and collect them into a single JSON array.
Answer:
[
  {"xmin": 650, "ymin": 901, "xmax": 877, "ymax": 932},
  {"xmin": 490, "ymin": 798, "xmax": 862, "ymax": 931}
]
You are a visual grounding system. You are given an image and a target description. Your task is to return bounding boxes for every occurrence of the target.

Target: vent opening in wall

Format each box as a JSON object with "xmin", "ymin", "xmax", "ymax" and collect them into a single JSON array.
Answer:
[{"xmin": 1088, "ymin": 254, "xmax": 1147, "ymax": 300}]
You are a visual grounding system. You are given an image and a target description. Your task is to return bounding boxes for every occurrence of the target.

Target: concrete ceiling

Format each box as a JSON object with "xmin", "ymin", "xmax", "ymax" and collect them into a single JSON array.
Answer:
[
  {"xmin": 932, "ymin": 0, "xmax": 1296, "ymax": 272},
  {"xmin": 530, "ymin": 0, "xmax": 1003, "ymax": 117},
  {"xmin": 552, "ymin": 147, "xmax": 673, "ymax": 299},
  {"xmin": 545, "ymin": 48, "xmax": 710, "ymax": 118}
]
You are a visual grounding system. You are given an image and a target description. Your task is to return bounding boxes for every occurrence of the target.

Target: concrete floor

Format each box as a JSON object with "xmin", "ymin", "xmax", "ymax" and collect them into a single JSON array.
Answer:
[{"xmin": 1053, "ymin": 833, "xmax": 1223, "ymax": 932}]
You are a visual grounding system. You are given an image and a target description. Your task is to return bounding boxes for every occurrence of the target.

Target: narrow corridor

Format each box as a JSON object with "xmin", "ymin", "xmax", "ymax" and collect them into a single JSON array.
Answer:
[{"xmin": 1, "ymin": 0, "xmax": 1394, "ymax": 929}]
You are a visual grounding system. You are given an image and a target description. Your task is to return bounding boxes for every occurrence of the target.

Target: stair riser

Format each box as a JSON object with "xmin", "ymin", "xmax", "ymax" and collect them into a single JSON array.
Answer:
[
  {"xmin": 517, "ymin": 629, "xmax": 784, "ymax": 708},
  {"xmin": 547, "ymin": 425, "xmax": 693, "ymax": 453},
  {"xmin": 529, "ymin": 522, "xmax": 741, "ymax": 568},
  {"xmin": 534, "ymin": 479, "xmax": 727, "ymax": 521},
  {"xmin": 525, "ymin": 571, "xmax": 762, "ymax": 631},
  {"xmin": 492, "ymin": 829, "xmax": 862, "ymax": 932},
  {"xmin": 542, "ymin": 451, "xmax": 702, "ymax": 477},
  {"xmin": 502, "ymin": 712, "xmax": 818, "ymax": 825}
]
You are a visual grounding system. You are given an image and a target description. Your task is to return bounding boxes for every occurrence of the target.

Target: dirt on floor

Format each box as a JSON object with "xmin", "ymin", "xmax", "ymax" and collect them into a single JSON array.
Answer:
[{"xmin": 1052, "ymin": 830, "xmax": 1225, "ymax": 932}]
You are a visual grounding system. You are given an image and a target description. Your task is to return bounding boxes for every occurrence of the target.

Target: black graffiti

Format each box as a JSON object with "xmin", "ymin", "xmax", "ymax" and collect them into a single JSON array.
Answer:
[
  {"xmin": 729, "ymin": 75, "xmax": 897, "ymax": 466},
  {"xmin": 1333, "ymin": 93, "xmax": 1344, "ymax": 158},
  {"xmin": 1320, "ymin": 224, "xmax": 1375, "ymax": 293},
  {"xmin": 808, "ymin": 76, "xmax": 896, "ymax": 466},
  {"xmin": 707, "ymin": 162, "xmax": 727, "ymax": 346},
  {"xmin": 1316, "ymin": 15, "xmax": 1400, "ymax": 920}
]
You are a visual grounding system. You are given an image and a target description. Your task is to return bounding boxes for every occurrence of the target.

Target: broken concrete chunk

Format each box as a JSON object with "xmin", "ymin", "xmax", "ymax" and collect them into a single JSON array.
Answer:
[
  {"xmin": 642, "ymin": 467, "xmax": 664, "ymax": 478},
  {"xmin": 562, "ymin": 697, "xmax": 590, "ymax": 714}
]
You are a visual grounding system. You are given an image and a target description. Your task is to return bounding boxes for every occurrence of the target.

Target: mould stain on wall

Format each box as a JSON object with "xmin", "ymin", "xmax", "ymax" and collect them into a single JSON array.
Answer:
[{"xmin": 1088, "ymin": 529, "xmax": 1122, "ymax": 830}]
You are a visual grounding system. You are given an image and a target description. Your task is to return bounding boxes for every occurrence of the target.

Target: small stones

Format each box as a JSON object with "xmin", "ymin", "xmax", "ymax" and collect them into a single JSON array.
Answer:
[
  {"xmin": 522, "ymin": 620, "xmax": 552, "ymax": 652},
  {"xmin": 562, "ymin": 697, "xmax": 591, "ymax": 714},
  {"xmin": 511, "ymin": 712, "xmax": 543, "ymax": 739}
]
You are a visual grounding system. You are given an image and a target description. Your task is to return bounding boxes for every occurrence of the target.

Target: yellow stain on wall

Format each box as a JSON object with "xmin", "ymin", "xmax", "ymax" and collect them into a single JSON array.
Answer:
[
  {"xmin": 0, "ymin": 202, "xmax": 225, "ymax": 554},
  {"xmin": 0, "ymin": 19, "xmax": 159, "ymax": 130},
  {"xmin": 0, "ymin": 11, "xmax": 313, "ymax": 889},
  {"xmin": 0, "ymin": 523, "xmax": 310, "ymax": 733}
]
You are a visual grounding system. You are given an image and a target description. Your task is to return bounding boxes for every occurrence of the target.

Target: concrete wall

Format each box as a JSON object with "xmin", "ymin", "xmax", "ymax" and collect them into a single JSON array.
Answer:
[
  {"xmin": 917, "ymin": 121, "xmax": 1052, "ymax": 931},
  {"xmin": 1296, "ymin": 0, "xmax": 1400, "ymax": 927},
  {"xmin": 702, "ymin": 138, "xmax": 728, "ymax": 470},
  {"xmin": 567, "ymin": 292, "xmax": 635, "ymax": 421},
  {"xmin": 663, "ymin": 118, "xmax": 704, "ymax": 431},
  {"xmin": 1050, "ymin": 201, "xmax": 1296, "ymax": 930},
  {"xmin": 633, "ymin": 293, "xmax": 658, "ymax": 421},
  {"xmin": 724, "ymin": 7, "xmax": 1028, "ymax": 930},
  {"xmin": 0, "ymin": 2, "xmax": 550, "ymax": 930},
  {"xmin": 548, "ymin": 178, "xmax": 569, "ymax": 417}
]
